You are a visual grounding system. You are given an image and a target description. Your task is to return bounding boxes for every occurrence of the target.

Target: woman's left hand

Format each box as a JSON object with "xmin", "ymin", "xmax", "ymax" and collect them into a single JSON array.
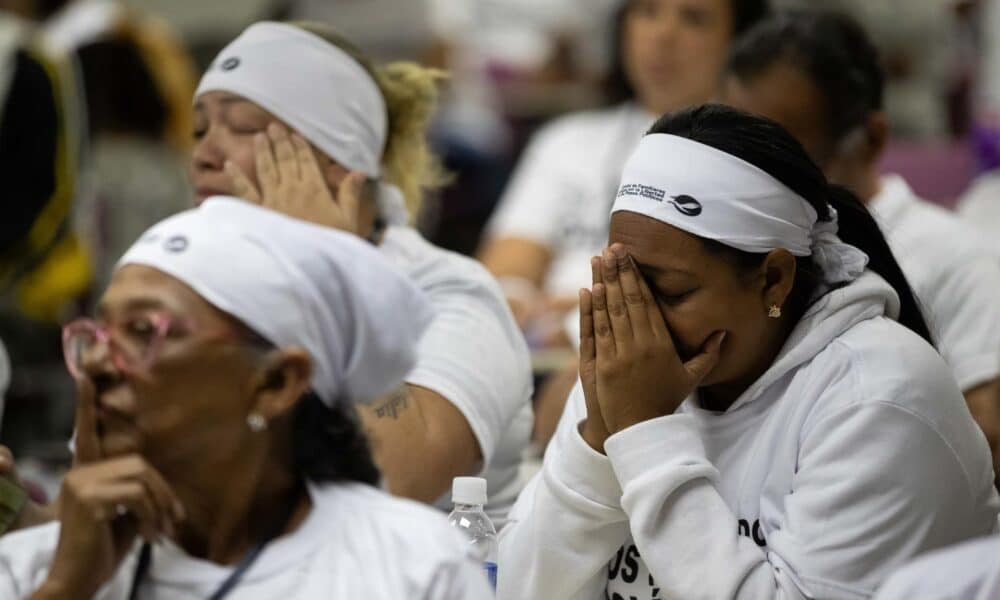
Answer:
[
  {"xmin": 590, "ymin": 244, "xmax": 725, "ymax": 435},
  {"xmin": 226, "ymin": 122, "xmax": 368, "ymax": 234}
]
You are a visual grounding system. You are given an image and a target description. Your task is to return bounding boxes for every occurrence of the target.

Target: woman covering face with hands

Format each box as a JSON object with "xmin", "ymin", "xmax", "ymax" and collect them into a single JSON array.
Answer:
[
  {"xmin": 0, "ymin": 200, "xmax": 492, "ymax": 599},
  {"xmin": 497, "ymin": 105, "xmax": 999, "ymax": 600}
]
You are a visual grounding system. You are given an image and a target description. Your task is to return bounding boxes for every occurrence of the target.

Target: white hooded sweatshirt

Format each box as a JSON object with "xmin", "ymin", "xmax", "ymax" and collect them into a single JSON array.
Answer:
[
  {"xmin": 498, "ymin": 272, "xmax": 999, "ymax": 600},
  {"xmin": 874, "ymin": 535, "xmax": 1000, "ymax": 600}
]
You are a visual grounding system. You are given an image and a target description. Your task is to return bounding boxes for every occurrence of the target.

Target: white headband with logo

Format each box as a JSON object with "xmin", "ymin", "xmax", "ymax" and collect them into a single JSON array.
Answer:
[
  {"xmin": 118, "ymin": 197, "xmax": 433, "ymax": 407},
  {"xmin": 612, "ymin": 134, "xmax": 868, "ymax": 288},
  {"xmin": 195, "ymin": 21, "xmax": 409, "ymax": 225}
]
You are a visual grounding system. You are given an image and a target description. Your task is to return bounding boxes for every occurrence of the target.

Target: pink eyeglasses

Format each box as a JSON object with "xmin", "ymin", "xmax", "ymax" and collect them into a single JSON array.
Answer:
[{"xmin": 61, "ymin": 312, "xmax": 176, "ymax": 379}]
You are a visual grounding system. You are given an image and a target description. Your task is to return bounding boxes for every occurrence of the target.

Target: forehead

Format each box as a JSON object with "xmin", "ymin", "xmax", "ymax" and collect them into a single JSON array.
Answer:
[
  {"xmin": 609, "ymin": 211, "xmax": 715, "ymax": 272},
  {"xmin": 100, "ymin": 265, "xmax": 229, "ymax": 325},
  {"xmin": 194, "ymin": 91, "xmax": 268, "ymax": 116}
]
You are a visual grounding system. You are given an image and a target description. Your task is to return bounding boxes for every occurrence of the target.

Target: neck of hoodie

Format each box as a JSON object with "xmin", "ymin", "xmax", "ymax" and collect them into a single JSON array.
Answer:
[{"xmin": 693, "ymin": 271, "xmax": 900, "ymax": 415}]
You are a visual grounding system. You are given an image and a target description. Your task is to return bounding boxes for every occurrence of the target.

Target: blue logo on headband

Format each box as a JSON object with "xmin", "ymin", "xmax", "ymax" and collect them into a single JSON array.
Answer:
[
  {"xmin": 164, "ymin": 236, "xmax": 189, "ymax": 253},
  {"xmin": 668, "ymin": 195, "xmax": 702, "ymax": 217},
  {"xmin": 221, "ymin": 57, "xmax": 240, "ymax": 71}
]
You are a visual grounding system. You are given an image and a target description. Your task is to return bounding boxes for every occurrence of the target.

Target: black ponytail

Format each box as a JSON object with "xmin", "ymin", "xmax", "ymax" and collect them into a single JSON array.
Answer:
[
  {"xmin": 233, "ymin": 325, "xmax": 382, "ymax": 486},
  {"xmin": 648, "ymin": 104, "xmax": 933, "ymax": 345},
  {"xmin": 824, "ymin": 185, "xmax": 932, "ymax": 344},
  {"xmin": 292, "ymin": 391, "xmax": 380, "ymax": 486}
]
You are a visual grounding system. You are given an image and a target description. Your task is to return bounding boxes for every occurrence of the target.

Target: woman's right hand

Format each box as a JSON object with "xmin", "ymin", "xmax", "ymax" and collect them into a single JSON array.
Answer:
[
  {"xmin": 39, "ymin": 378, "xmax": 184, "ymax": 597},
  {"xmin": 226, "ymin": 123, "xmax": 368, "ymax": 235},
  {"xmin": 577, "ymin": 257, "xmax": 611, "ymax": 454},
  {"xmin": 43, "ymin": 456, "xmax": 185, "ymax": 597}
]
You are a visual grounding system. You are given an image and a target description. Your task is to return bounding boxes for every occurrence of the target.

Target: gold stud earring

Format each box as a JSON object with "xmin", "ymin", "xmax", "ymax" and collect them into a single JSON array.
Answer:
[
  {"xmin": 247, "ymin": 413, "xmax": 268, "ymax": 432},
  {"xmin": 768, "ymin": 304, "xmax": 782, "ymax": 319}
]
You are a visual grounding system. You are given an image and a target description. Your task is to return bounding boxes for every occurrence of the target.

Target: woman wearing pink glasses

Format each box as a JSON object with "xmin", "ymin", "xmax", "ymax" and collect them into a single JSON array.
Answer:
[{"xmin": 0, "ymin": 199, "xmax": 492, "ymax": 598}]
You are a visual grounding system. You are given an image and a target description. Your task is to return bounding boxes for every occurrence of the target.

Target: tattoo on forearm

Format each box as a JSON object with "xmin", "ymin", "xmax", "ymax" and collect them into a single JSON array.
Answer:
[{"xmin": 374, "ymin": 392, "xmax": 408, "ymax": 419}]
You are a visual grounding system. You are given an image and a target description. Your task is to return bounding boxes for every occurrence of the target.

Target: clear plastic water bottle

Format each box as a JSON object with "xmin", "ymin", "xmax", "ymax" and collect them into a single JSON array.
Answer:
[{"xmin": 448, "ymin": 476, "xmax": 498, "ymax": 590}]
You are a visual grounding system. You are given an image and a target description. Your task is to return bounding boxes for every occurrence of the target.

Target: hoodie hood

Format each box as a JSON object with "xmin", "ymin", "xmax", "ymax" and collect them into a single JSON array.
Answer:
[{"xmin": 696, "ymin": 270, "xmax": 901, "ymax": 414}]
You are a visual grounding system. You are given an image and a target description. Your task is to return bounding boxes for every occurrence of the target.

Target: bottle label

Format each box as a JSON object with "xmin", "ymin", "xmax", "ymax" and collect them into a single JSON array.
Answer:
[{"xmin": 484, "ymin": 561, "xmax": 497, "ymax": 590}]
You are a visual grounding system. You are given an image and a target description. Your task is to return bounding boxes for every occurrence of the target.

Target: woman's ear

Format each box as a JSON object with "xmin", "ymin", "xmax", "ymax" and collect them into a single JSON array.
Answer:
[
  {"xmin": 314, "ymin": 148, "xmax": 379, "ymax": 237},
  {"xmin": 760, "ymin": 249, "xmax": 797, "ymax": 313},
  {"xmin": 249, "ymin": 348, "xmax": 313, "ymax": 422},
  {"xmin": 862, "ymin": 111, "xmax": 889, "ymax": 163}
]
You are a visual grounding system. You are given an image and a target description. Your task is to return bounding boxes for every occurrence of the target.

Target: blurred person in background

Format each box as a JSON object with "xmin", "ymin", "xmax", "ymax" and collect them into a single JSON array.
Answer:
[
  {"xmin": 190, "ymin": 22, "xmax": 533, "ymax": 526},
  {"xmin": 958, "ymin": 0, "xmax": 1000, "ymax": 245},
  {"xmin": 774, "ymin": 0, "xmax": 959, "ymax": 140},
  {"xmin": 0, "ymin": 0, "xmax": 90, "ymax": 483},
  {"xmin": 0, "ymin": 0, "xmax": 195, "ymax": 531},
  {"xmin": 43, "ymin": 0, "xmax": 198, "ymax": 293},
  {"xmin": 0, "ymin": 1, "xmax": 88, "ymax": 326},
  {"xmin": 477, "ymin": 0, "xmax": 770, "ymax": 450},
  {"xmin": 721, "ymin": 11, "xmax": 1000, "ymax": 481},
  {"xmin": 0, "ymin": 198, "xmax": 492, "ymax": 598}
]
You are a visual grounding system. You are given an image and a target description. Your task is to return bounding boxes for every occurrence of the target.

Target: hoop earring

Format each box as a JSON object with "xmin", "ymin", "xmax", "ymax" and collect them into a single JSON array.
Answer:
[
  {"xmin": 768, "ymin": 304, "xmax": 782, "ymax": 319},
  {"xmin": 247, "ymin": 413, "xmax": 268, "ymax": 432}
]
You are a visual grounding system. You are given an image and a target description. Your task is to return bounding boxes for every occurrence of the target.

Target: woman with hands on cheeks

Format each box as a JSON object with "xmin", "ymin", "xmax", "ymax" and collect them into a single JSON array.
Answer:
[
  {"xmin": 189, "ymin": 21, "xmax": 533, "ymax": 525},
  {"xmin": 497, "ymin": 104, "xmax": 1000, "ymax": 600},
  {"xmin": 0, "ymin": 200, "xmax": 492, "ymax": 599}
]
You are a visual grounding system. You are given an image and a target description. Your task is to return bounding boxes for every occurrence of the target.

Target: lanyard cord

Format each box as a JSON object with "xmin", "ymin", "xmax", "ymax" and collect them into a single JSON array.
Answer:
[{"xmin": 127, "ymin": 497, "xmax": 301, "ymax": 600}]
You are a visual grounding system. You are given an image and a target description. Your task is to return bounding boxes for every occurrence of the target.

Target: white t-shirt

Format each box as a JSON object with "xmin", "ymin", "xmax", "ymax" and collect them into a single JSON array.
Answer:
[
  {"xmin": 957, "ymin": 171, "xmax": 1000, "ymax": 253},
  {"xmin": 0, "ymin": 482, "xmax": 493, "ymax": 599},
  {"xmin": 875, "ymin": 535, "xmax": 1000, "ymax": 600},
  {"xmin": 870, "ymin": 174, "xmax": 1000, "ymax": 391},
  {"xmin": 486, "ymin": 103, "xmax": 655, "ymax": 298},
  {"xmin": 379, "ymin": 226, "xmax": 533, "ymax": 526},
  {"xmin": 498, "ymin": 272, "xmax": 1000, "ymax": 599}
]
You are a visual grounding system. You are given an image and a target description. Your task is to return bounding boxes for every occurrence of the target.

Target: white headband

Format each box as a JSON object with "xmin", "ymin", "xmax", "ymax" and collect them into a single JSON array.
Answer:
[
  {"xmin": 612, "ymin": 134, "xmax": 868, "ymax": 288},
  {"xmin": 196, "ymin": 22, "xmax": 409, "ymax": 225},
  {"xmin": 118, "ymin": 197, "xmax": 434, "ymax": 407}
]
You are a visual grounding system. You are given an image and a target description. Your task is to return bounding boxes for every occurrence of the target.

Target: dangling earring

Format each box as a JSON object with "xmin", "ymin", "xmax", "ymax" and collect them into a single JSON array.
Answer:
[
  {"xmin": 768, "ymin": 304, "xmax": 782, "ymax": 319},
  {"xmin": 247, "ymin": 413, "xmax": 268, "ymax": 432}
]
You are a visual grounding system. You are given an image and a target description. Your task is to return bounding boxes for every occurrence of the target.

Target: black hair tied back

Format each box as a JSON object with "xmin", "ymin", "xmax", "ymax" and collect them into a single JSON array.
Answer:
[
  {"xmin": 293, "ymin": 392, "xmax": 380, "ymax": 486},
  {"xmin": 647, "ymin": 104, "xmax": 933, "ymax": 346}
]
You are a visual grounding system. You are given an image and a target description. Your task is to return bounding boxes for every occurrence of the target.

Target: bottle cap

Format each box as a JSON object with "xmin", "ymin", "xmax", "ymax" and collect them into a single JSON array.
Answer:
[{"xmin": 452, "ymin": 476, "xmax": 487, "ymax": 505}]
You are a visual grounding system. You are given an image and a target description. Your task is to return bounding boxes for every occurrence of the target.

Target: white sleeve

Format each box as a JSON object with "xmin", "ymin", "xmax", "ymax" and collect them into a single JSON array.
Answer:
[
  {"xmin": 925, "ymin": 256, "xmax": 1000, "ymax": 390},
  {"xmin": 405, "ymin": 278, "xmax": 532, "ymax": 467},
  {"xmin": 485, "ymin": 121, "xmax": 586, "ymax": 247},
  {"xmin": 603, "ymin": 401, "xmax": 997, "ymax": 599},
  {"xmin": 0, "ymin": 523, "xmax": 59, "ymax": 599},
  {"xmin": 874, "ymin": 536, "xmax": 1000, "ymax": 600},
  {"xmin": 497, "ymin": 384, "xmax": 630, "ymax": 600}
]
